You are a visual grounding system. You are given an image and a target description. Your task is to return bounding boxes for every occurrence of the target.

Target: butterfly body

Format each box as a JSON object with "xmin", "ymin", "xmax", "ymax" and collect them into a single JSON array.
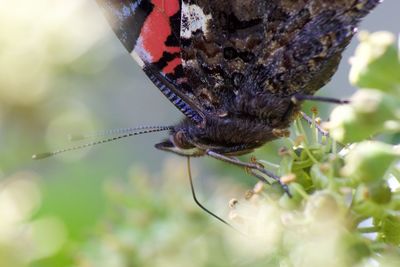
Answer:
[{"xmin": 97, "ymin": 0, "xmax": 380, "ymax": 157}]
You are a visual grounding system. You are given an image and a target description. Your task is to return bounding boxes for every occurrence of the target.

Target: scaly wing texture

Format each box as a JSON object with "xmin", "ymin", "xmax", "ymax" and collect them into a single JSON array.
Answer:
[
  {"xmin": 97, "ymin": 0, "xmax": 380, "ymax": 120},
  {"xmin": 180, "ymin": 0, "xmax": 380, "ymax": 116}
]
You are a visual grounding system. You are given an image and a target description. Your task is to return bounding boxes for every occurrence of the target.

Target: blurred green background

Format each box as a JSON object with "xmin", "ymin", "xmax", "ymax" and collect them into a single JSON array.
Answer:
[{"xmin": 0, "ymin": 1, "xmax": 398, "ymax": 266}]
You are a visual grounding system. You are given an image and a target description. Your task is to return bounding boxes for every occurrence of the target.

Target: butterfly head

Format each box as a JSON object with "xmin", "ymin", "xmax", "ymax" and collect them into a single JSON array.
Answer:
[
  {"xmin": 155, "ymin": 119, "xmax": 205, "ymax": 157},
  {"xmin": 154, "ymin": 113, "xmax": 291, "ymax": 157}
]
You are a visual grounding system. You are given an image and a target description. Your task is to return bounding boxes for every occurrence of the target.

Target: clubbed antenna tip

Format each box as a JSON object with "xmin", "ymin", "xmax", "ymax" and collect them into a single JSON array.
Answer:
[{"xmin": 32, "ymin": 152, "xmax": 53, "ymax": 160}]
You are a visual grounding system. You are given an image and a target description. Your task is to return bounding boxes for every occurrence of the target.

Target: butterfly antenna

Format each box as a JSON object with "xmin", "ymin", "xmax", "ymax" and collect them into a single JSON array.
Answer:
[
  {"xmin": 68, "ymin": 125, "xmax": 172, "ymax": 141},
  {"xmin": 186, "ymin": 157, "xmax": 232, "ymax": 227},
  {"xmin": 292, "ymin": 94, "xmax": 350, "ymax": 105},
  {"xmin": 32, "ymin": 126, "xmax": 173, "ymax": 160}
]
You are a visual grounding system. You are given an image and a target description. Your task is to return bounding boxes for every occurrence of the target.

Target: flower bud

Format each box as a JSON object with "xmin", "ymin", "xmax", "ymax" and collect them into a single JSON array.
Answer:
[
  {"xmin": 349, "ymin": 31, "xmax": 400, "ymax": 94},
  {"xmin": 327, "ymin": 91, "xmax": 400, "ymax": 143},
  {"xmin": 367, "ymin": 181, "xmax": 392, "ymax": 205},
  {"xmin": 353, "ymin": 186, "xmax": 386, "ymax": 219},
  {"xmin": 380, "ymin": 215, "xmax": 400, "ymax": 246},
  {"xmin": 341, "ymin": 141, "xmax": 400, "ymax": 183},
  {"xmin": 351, "ymin": 89, "xmax": 400, "ymax": 122},
  {"xmin": 327, "ymin": 105, "xmax": 376, "ymax": 143}
]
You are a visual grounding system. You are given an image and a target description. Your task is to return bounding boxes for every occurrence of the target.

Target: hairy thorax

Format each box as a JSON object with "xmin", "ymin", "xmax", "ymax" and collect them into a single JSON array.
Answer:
[{"xmin": 162, "ymin": 93, "xmax": 299, "ymax": 156}]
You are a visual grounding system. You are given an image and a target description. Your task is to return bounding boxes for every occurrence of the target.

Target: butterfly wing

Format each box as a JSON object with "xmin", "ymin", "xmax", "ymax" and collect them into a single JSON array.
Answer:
[
  {"xmin": 96, "ymin": 0, "xmax": 205, "ymax": 123},
  {"xmin": 97, "ymin": 0, "xmax": 380, "ymax": 122},
  {"xmin": 97, "ymin": 0, "xmax": 182, "ymax": 77},
  {"xmin": 246, "ymin": 0, "xmax": 382, "ymax": 96},
  {"xmin": 179, "ymin": 0, "xmax": 380, "ymax": 116}
]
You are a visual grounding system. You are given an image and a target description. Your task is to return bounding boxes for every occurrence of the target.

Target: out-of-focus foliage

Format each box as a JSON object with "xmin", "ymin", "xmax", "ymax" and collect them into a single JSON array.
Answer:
[
  {"xmin": 0, "ymin": 1, "xmax": 111, "ymax": 267},
  {"xmin": 0, "ymin": 0, "xmax": 105, "ymax": 107},
  {"xmin": 75, "ymin": 159, "xmax": 240, "ymax": 267},
  {"xmin": 0, "ymin": 173, "xmax": 66, "ymax": 267}
]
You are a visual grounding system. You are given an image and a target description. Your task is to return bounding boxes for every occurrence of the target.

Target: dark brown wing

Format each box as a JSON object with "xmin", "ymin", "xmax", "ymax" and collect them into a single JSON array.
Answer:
[
  {"xmin": 248, "ymin": 0, "xmax": 381, "ymax": 96},
  {"xmin": 180, "ymin": 0, "xmax": 380, "ymax": 116}
]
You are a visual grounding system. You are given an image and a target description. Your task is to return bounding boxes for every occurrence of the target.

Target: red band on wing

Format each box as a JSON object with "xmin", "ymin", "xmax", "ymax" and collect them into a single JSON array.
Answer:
[
  {"xmin": 138, "ymin": 0, "xmax": 181, "ymax": 72},
  {"xmin": 162, "ymin": 57, "xmax": 181, "ymax": 74},
  {"xmin": 152, "ymin": 0, "xmax": 180, "ymax": 16}
]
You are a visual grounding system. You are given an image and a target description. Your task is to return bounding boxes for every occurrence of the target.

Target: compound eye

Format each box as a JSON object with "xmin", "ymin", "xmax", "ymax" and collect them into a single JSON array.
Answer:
[{"xmin": 173, "ymin": 130, "xmax": 193, "ymax": 149}]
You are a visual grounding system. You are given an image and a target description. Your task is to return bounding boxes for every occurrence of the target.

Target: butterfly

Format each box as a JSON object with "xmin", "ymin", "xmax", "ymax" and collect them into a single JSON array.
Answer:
[
  {"xmin": 94, "ymin": 0, "xmax": 379, "ymax": 174},
  {"xmin": 34, "ymin": 0, "xmax": 380, "ymax": 224}
]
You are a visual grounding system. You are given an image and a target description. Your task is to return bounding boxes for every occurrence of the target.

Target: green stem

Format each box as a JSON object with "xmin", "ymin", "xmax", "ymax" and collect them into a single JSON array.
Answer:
[
  {"xmin": 292, "ymin": 159, "xmax": 314, "ymax": 170},
  {"xmin": 358, "ymin": 226, "xmax": 380, "ymax": 233},
  {"xmin": 293, "ymin": 118, "xmax": 302, "ymax": 137},
  {"xmin": 302, "ymin": 146, "xmax": 319, "ymax": 164},
  {"xmin": 311, "ymin": 112, "xmax": 318, "ymax": 144},
  {"xmin": 331, "ymin": 139, "xmax": 337, "ymax": 155},
  {"xmin": 297, "ymin": 119, "xmax": 309, "ymax": 145},
  {"xmin": 293, "ymin": 184, "xmax": 309, "ymax": 200},
  {"xmin": 258, "ymin": 160, "xmax": 280, "ymax": 169}
]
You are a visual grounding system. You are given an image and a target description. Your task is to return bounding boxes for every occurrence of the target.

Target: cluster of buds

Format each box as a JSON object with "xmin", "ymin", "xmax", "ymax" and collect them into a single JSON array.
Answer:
[{"xmin": 228, "ymin": 32, "xmax": 400, "ymax": 267}]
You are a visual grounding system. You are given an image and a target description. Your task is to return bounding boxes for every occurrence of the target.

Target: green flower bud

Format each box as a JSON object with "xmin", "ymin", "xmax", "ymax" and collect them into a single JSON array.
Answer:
[
  {"xmin": 380, "ymin": 215, "xmax": 400, "ymax": 245},
  {"xmin": 341, "ymin": 141, "xmax": 400, "ymax": 183},
  {"xmin": 328, "ymin": 105, "xmax": 377, "ymax": 143},
  {"xmin": 367, "ymin": 181, "xmax": 392, "ymax": 205},
  {"xmin": 349, "ymin": 31, "xmax": 400, "ymax": 94},
  {"xmin": 353, "ymin": 186, "xmax": 386, "ymax": 219},
  {"xmin": 328, "ymin": 91, "xmax": 400, "ymax": 143},
  {"xmin": 351, "ymin": 89, "xmax": 400, "ymax": 123}
]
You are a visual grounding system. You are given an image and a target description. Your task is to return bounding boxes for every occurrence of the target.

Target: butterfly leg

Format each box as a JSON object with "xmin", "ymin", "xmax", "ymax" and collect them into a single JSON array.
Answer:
[
  {"xmin": 292, "ymin": 93, "xmax": 350, "ymax": 105},
  {"xmin": 300, "ymin": 111, "xmax": 329, "ymax": 136},
  {"xmin": 205, "ymin": 150, "xmax": 291, "ymax": 196}
]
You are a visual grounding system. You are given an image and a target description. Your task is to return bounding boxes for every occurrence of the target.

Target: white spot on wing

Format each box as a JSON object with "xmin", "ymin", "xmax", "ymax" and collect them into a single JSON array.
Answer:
[
  {"xmin": 117, "ymin": 0, "xmax": 141, "ymax": 20},
  {"xmin": 131, "ymin": 51, "xmax": 145, "ymax": 68},
  {"xmin": 132, "ymin": 36, "xmax": 152, "ymax": 67},
  {"xmin": 181, "ymin": 3, "xmax": 212, "ymax": 39}
]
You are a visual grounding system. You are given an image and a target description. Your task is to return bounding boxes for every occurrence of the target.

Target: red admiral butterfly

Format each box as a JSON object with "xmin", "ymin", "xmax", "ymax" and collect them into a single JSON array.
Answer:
[
  {"xmin": 94, "ymin": 0, "xmax": 379, "ymax": 166},
  {"xmin": 34, "ymin": 0, "xmax": 381, "ymax": 224},
  {"xmin": 97, "ymin": 0, "xmax": 380, "ymax": 170}
]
